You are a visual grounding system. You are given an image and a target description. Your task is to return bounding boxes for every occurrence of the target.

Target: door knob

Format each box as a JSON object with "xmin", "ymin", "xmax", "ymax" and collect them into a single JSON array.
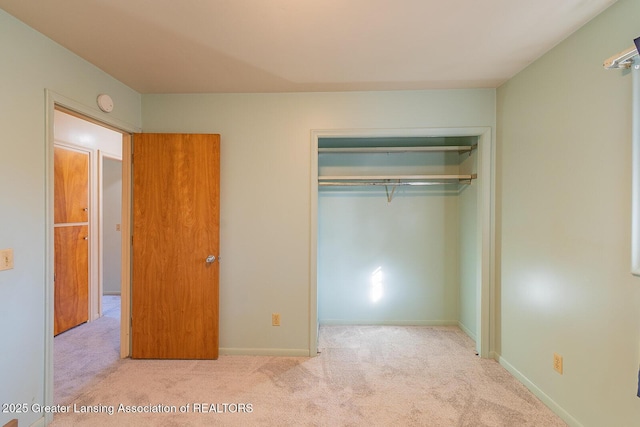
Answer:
[{"xmin": 205, "ymin": 255, "xmax": 216, "ymax": 264}]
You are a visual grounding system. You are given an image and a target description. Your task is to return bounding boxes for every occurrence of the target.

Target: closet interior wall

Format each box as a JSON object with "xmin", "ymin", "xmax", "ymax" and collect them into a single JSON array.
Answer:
[{"xmin": 317, "ymin": 137, "xmax": 479, "ymax": 340}]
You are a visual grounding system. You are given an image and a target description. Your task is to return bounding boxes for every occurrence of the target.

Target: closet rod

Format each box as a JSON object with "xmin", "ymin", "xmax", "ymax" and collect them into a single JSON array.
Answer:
[
  {"xmin": 319, "ymin": 174, "xmax": 476, "ymax": 181},
  {"xmin": 318, "ymin": 145, "xmax": 476, "ymax": 154},
  {"xmin": 318, "ymin": 174, "xmax": 477, "ymax": 187},
  {"xmin": 319, "ymin": 180, "xmax": 471, "ymax": 187}
]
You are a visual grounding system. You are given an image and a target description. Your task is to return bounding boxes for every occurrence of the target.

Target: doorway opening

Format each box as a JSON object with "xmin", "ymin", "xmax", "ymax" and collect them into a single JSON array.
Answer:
[
  {"xmin": 44, "ymin": 91, "xmax": 138, "ymax": 416},
  {"xmin": 54, "ymin": 109, "xmax": 124, "ymax": 322},
  {"xmin": 52, "ymin": 107, "xmax": 124, "ymax": 403}
]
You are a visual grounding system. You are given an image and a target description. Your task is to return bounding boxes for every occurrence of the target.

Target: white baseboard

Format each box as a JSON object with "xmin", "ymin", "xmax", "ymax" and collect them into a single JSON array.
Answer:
[
  {"xmin": 318, "ymin": 319, "xmax": 459, "ymax": 326},
  {"xmin": 219, "ymin": 348, "xmax": 310, "ymax": 357},
  {"xmin": 457, "ymin": 321, "xmax": 477, "ymax": 341},
  {"xmin": 498, "ymin": 356, "xmax": 583, "ymax": 427}
]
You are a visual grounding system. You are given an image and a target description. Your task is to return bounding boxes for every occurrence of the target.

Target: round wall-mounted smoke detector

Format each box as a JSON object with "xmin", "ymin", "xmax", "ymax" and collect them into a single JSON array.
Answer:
[{"xmin": 97, "ymin": 94, "xmax": 114, "ymax": 113}]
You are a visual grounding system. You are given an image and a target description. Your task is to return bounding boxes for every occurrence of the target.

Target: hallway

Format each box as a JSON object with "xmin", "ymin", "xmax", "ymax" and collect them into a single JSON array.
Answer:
[{"xmin": 54, "ymin": 296, "xmax": 120, "ymax": 404}]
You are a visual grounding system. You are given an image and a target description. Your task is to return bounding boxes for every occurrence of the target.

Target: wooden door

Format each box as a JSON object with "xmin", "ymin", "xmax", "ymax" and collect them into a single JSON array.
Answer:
[
  {"xmin": 54, "ymin": 146, "xmax": 89, "ymax": 223},
  {"xmin": 131, "ymin": 133, "xmax": 220, "ymax": 359},
  {"xmin": 53, "ymin": 146, "xmax": 90, "ymax": 335},
  {"xmin": 54, "ymin": 225, "xmax": 89, "ymax": 335}
]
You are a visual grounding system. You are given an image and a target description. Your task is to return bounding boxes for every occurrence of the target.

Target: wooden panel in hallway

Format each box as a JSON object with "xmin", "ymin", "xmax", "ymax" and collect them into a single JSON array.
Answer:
[
  {"xmin": 54, "ymin": 225, "xmax": 89, "ymax": 335},
  {"xmin": 54, "ymin": 146, "xmax": 89, "ymax": 224},
  {"xmin": 54, "ymin": 145, "xmax": 90, "ymax": 335}
]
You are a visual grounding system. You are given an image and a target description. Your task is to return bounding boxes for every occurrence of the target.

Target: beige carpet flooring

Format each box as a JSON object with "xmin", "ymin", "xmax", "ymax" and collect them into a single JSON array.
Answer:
[
  {"xmin": 51, "ymin": 297, "xmax": 566, "ymax": 426},
  {"xmin": 54, "ymin": 295, "xmax": 121, "ymax": 405}
]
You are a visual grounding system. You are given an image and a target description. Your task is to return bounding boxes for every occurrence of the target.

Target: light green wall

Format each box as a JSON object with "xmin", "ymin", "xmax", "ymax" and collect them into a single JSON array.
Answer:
[
  {"xmin": 318, "ymin": 188, "xmax": 461, "ymax": 325},
  {"xmin": 103, "ymin": 158, "xmax": 122, "ymax": 295},
  {"xmin": 0, "ymin": 9, "xmax": 141, "ymax": 427},
  {"xmin": 496, "ymin": 0, "xmax": 640, "ymax": 425},
  {"xmin": 142, "ymin": 90, "xmax": 495, "ymax": 354},
  {"xmin": 458, "ymin": 151, "xmax": 478, "ymax": 339}
]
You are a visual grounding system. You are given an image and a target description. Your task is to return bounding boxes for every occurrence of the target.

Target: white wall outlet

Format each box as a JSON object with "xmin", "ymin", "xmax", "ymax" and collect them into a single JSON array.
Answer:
[
  {"xmin": 272, "ymin": 313, "xmax": 281, "ymax": 326},
  {"xmin": 0, "ymin": 248, "xmax": 14, "ymax": 271},
  {"xmin": 553, "ymin": 353, "xmax": 563, "ymax": 374}
]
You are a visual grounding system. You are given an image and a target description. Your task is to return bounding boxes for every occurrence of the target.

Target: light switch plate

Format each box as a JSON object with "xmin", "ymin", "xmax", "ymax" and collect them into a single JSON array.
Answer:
[{"xmin": 0, "ymin": 248, "xmax": 14, "ymax": 271}]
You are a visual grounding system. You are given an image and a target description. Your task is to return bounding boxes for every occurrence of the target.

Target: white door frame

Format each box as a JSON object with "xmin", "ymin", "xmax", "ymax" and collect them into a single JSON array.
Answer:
[
  {"xmin": 44, "ymin": 90, "xmax": 140, "ymax": 423},
  {"xmin": 309, "ymin": 126, "xmax": 496, "ymax": 358}
]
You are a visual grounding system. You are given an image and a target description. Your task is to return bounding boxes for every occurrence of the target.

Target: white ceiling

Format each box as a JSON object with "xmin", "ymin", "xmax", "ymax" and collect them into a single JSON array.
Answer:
[{"xmin": 0, "ymin": 0, "xmax": 617, "ymax": 94}]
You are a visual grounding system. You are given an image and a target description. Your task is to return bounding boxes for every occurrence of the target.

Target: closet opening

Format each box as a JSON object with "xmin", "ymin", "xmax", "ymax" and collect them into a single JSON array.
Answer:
[{"xmin": 309, "ymin": 128, "xmax": 494, "ymax": 358}]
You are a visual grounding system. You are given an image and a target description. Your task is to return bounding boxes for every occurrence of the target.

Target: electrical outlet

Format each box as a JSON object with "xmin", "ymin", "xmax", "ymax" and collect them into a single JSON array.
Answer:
[
  {"xmin": 553, "ymin": 353, "xmax": 563, "ymax": 374},
  {"xmin": 272, "ymin": 313, "xmax": 281, "ymax": 326},
  {"xmin": 0, "ymin": 248, "xmax": 14, "ymax": 271}
]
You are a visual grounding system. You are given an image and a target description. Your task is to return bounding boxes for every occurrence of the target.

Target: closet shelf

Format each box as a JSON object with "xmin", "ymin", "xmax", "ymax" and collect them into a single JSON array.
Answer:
[
  {"xmin": 318, "ymin": 145, "xmax": 477, "ymax": 154},
  {"xmin": 318, "ymin": 174, "xmax": 477, "ymax": 187}
]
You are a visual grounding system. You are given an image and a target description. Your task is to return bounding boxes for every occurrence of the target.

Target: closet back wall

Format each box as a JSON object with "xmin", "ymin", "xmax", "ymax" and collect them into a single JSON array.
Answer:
[{"xmin": 318, "ymin": 188, "xmax": 460, "ymax": 325}]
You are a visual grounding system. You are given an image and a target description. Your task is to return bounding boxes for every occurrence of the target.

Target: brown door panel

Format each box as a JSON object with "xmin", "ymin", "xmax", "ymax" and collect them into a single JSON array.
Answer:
[
  {"xmin": 54, "ymin": 147, "xmax": 89, "ymax": 224},
  {"xmin": 132, "ymin": 133, "xmax": 220, "ymax": 359},
  {"xmin": 54, "ymin": 225, "xmax": 89, "ymax": 335}
]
